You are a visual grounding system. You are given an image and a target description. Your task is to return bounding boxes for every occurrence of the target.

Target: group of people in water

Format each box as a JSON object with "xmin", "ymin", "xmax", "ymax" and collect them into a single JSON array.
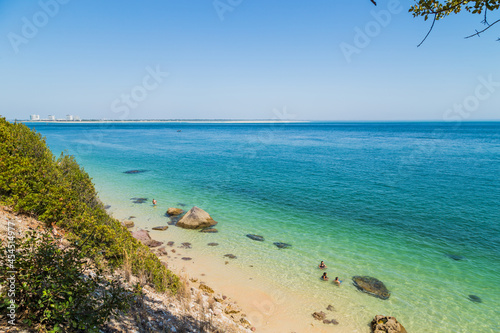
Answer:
[{"xmin": 319, "ymin": 261, "xmax": 341, "ymax": 286}]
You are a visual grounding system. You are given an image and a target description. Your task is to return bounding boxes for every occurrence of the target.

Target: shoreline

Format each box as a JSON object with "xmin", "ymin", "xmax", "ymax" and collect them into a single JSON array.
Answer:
[{"xmin": 107, "ymin": 203, "xmax": 371, "ymax": 333}]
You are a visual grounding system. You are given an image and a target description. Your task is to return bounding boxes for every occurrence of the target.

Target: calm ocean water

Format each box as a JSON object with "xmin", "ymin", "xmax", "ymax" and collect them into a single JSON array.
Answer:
[{"xmin": 26, "ymin": 121, "xmax": 499, "ymax": 332}]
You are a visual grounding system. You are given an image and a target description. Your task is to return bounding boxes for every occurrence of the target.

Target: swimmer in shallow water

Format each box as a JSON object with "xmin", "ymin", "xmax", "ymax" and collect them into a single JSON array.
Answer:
[
  {"xmin": 321, "ymin": 272, "xmax": 329, "ymax": 281},
  {"xmin": 319, "ymin": 261, "xmax": 327, "ymax": 269},
  {"xmin": 152, "ymin": 199, "xmax": 157, "ymax": 206},
  {"xmin": 334, "ymin": 277, "xmax": 341, "ymax": 285}
]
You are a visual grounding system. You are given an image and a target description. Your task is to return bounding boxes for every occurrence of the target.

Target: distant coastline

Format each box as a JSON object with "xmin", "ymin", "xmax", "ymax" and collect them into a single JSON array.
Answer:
[{"xmin": 18, "ymin": 119, "xmax": 308, "ymax": 124}]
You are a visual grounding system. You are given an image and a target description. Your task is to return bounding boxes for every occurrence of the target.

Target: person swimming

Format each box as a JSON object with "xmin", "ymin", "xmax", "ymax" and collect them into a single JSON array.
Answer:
[
  {"xmin": 152, "ymin": 199, "xmax": 157, "ymax": 205},
  {"xmin": 334, "ymin": 277, "xmax": 341, "ymax": 285},
  {"xmin": 321, "ymin": 272, "xmax": 329, "ymax": 281},
  {"xmin": 319, "ymin": 261, "xmax": 327, "ymax": 269}
]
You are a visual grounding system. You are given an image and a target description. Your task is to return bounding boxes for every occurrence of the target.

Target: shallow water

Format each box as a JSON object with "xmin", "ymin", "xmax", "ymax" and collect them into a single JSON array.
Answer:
[{"xmin": 26, "ymin": 121, "xmax": 500, "ymax": 332}]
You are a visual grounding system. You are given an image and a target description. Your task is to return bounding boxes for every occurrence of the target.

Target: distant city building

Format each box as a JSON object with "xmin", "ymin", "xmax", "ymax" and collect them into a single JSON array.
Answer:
[
  {"xmin": 30, "ymin": 114, "xmax": 40, "ymax": 121},
  {"xmin": 66, "ymin": 114, "xmax": 74, "ymax": 121},
  {"xmin": 48, "ymin": 115, "xmax": 56, "ymax": 121},
  {"xmin": 74, "ymin": 115, "xmax": 81, "ymax": 121}
]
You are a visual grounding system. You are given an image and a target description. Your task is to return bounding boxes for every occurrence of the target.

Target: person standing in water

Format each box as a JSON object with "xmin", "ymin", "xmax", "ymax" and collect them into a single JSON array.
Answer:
[
  {"xmin": 321, "ymin": 272, "xmax": 329, "ymax": 281},
  {"xmin": 334, "ymin": 277, "xmax": 341, "ymax": 285},
  {"xmin": 319, "ymin": 261, "xmax": 327, "ymax": 269},
  {"xmin": 152, "ymin": 199, "xmax": 157, "ymax": 206}
]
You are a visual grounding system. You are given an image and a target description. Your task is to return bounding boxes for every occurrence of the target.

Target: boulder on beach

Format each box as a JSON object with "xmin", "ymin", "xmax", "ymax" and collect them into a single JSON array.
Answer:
[
  {"xmin": 176, "ymin": 206, "xmax": 217, "ymax": 229},
  {"xmin": 152, "ymin": 226, "xmax": 169, "ymax": 231},
  {"xmin": 352, "ymin": 276, "xmax": 390, "ymax": 300},
  {"xmin": 166, "ymin": 207, "xmax": 184, "ymax": 216},
  {"xmin": 246, "ymin": 234, "xmax": 264, "ymax": 241},
  {"xmin": 122, "ymin": 220, "xmax": 135, "ymax": 228},
  {"xmin": 131, "ymin": 229, "xmax": 151, "ymax": 242},
  {"xmin": 371, "ymin": 315, "xmax": 407, "ymax": 333}
]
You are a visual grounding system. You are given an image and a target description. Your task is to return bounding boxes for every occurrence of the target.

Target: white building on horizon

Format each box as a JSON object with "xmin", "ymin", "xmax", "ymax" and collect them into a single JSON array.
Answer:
[
  {"xmin": 66, "ymin": 114, "xmax": 74, "ymax": 121},
  {"xmin": 30, "ymin": 114, "xmax": 40, "ymax": 121},
  {"xmin": 48, "ymin": 115, "xmax": 56, "ymax": 121}
]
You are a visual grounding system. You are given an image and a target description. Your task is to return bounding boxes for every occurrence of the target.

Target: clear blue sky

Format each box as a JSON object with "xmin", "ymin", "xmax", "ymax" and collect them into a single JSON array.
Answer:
[{"xmin": 0, "ymin": 0, "xmax": 499, "ymax": 120}]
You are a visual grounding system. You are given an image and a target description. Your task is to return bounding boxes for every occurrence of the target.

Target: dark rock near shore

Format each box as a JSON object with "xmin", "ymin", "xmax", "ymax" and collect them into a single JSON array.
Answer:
[
  {"xmin": 326, "ymin": 305, "xmax": 335, "ymax": 311},
  {"xmin": 167, "ymin": 241, "xmax": 175, "ymax": 247},
  {"xmin": 181, "ymin": 257, "xmax": 192, "ymax": 261},
  {"xmin": 176, "ymin": 206, "xmax": 217, "ymax": 229},
  {"xmin": 104, "ymin": 205, "xmax": 111, "ymax": 209},
  {"xmin": 131, "ymin": 197, "xmax": 148, "ymax": 204},
  {"xmin": 122, "ymin": 220, "xmax": 135, "ymax": 228},
  {"xmin": 152, "ymin": 226, "xmax": 169, "ymax": 231},
  {"xmin": 323, "ymin": 319, "xmax": 339, "ymax": 325},
  {"xmin": 208, "ymin": 242, "xmax": 219, "ymax": 246},
  {"xmin": 246, "ymin": 234, "xmax": 264, "ymax": 241},
  {"xmin": 273, "ymin": 242, "xmax": 292, "ymax": 249},
  {"xmin": 177, "ymin": 203, "xmax": 186, "ymax": 207},
  {"xmin": 157, "ymin": 247, "xmax": 169, "ymax": 256},
  {"xmin": 166, "ymin": 207, "xmax": 184, "ymax": 216},
  {"xmin": 468, "ymin": 295, "xmax": 482, "ymax": 303},
  {"xmin": 224, "ymin": 254, "xmax": 237, "ymax": 259},
  {"xmin": 180, "ymin": 242, "xmax": 192, "ymax": 249},
  {"xmin": 371, "ymin": 315, "xmax": 407, "ymax": 333},
  {"xmin": 200, "ymin": 227, "xmax": 218, "ymax": 233},
  {"xmin": 312, "ymin": 311, "xmax": 326, "ymax": 321},
  {"xmin": 352, "ymin": 276, "xmax": 390, "ymax": 300},
  {"xmin": 128, "ymin": 216, "xmax": 136, "ymax": 219},
  {"xmin": 145, "ymin": 240, "xmax": 163, "ymax": 248},
  {"xmin": 124, "ymin": 170, "xmax": 148, "ymax": 174}
]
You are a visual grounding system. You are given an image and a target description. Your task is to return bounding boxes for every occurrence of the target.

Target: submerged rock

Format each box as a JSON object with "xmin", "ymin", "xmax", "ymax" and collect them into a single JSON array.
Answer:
[
  {"xmin": 124, "ymin": 169, "xmax": 148, "ymax": 174},
  {"xmin": 246, "ymin": 234, "xmax": 264, "ymax": 241},
  {"xmin": 167, "ymin": 241, "xmax": 175, "ymax": 247},
  {"xmin": 207, "ymin": 242, "xmax": 219, "ymax": 246},
  {"xmin": 371, "ymin": 315, "xmax": 407, "ymax": 333},
  {"xmin": 323, "ymin": 319, "xmax": 339, "ymax": 325},
  {"xmin": 104, "ymin": 205, "xmax": 111, "ymax": 209},
  {"xmin": 176, "ymin": 206, "xmax": 218, "ymax": 229},
  {"xmin": 181, "ymin": 257, "xmax": 192, "ymax": 261},
  {"xmin": 352, "ymin": 276, "xmax": 390, "ymax": 300},
  {"xmin": 166, "ymin": 207, "xmax": 184, "ymax": 216},
  {"xmin": 180, "ymin": 242, "xmax": 192, "ymax": 249},
  {"xmin": 224, "ymin": 254, "xmax": 237, "ymax": 259},
  {"xmin": 200, "ymin": 227, "xmax": 218, "ymax": 233},
  {"xmin": 468, "ymin": 295, "xmax": 482, "ymax": 303},
  {"xmin": 273, "ymin": 242, "xmax": 292, "ymax": 249},
  {"xmin": 131, "ymin": 197, "xmax": 148, "ymax": 204},
  {"xmin": 152, "ymin": 226, "xmax": 169, "ymax": 231},
  {"xmin": 446, "ymin": 254, "xmax": 466, "ymax": 261}
]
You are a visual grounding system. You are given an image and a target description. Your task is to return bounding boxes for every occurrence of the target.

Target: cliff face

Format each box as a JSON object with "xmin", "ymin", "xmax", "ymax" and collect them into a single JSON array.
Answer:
[{"xmin": 0, "ymin": 207, "xmax": 252, "ymax": 332}]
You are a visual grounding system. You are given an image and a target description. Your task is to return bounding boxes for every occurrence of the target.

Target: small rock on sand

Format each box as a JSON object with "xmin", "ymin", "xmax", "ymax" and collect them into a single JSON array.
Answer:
[{"xmin": 152, "ymin": 226, "xmax": 168, "ymax": 231}]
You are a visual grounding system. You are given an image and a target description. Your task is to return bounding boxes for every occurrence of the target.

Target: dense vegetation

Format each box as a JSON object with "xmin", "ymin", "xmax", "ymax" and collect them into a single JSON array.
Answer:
[{"xmin": 0, "ymin": 118, "xmax": 179, "ymax": 328}]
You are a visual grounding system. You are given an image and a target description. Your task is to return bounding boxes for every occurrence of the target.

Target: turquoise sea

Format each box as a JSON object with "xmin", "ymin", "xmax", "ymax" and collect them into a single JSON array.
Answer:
[{"xmin": 25, "ymin": 121, "xmax": 499, "ymax": 332}]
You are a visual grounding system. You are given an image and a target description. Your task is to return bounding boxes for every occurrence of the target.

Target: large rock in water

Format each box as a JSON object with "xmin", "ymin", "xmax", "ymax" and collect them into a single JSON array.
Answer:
[
  {"xmin": 352, "ymin": 276, "xmax": 390, "ymax": 300},
  {"xmin": 167, "ymin": 207, "xmax": 184, "ymax": 216},
  {"xmin": 176, "ymin": 206, "xmax": 217, "ymax": 229},
  {"xmin": 371, "ymin": 315, "xmax": 407, "ymax": 333}
]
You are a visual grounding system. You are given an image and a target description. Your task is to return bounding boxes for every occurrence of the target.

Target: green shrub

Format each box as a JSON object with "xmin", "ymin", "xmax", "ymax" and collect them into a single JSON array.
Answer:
[
  {"xmin": 0, "ymin": 118, "xmax": 179, "ymax": 294},
  {"xmin": 0, "ymin": 232, "xmax": 132, "ymax": 332}
]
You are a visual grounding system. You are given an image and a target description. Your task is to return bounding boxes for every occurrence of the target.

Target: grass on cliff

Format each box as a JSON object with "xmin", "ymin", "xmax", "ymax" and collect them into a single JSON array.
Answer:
[{"xmin": 0, "ymin": 118, "xmax": 179, "ymax": 293}]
